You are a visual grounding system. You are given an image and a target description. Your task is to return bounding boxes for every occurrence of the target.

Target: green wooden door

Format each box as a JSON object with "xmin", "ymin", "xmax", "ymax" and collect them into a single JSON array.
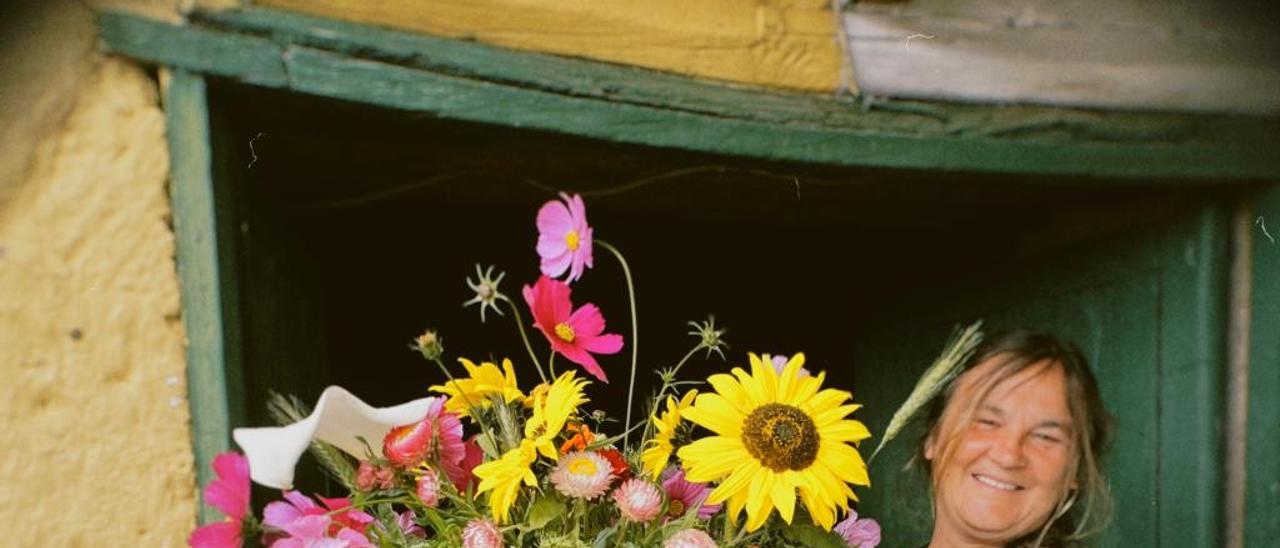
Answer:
[
  {"xmin": 854, "ymin": 202, "xmax": 1230, "ymax": 547},
  {"xmin": 1247, "ymin": 183, "xmax": 1280, "ymax": 547}
]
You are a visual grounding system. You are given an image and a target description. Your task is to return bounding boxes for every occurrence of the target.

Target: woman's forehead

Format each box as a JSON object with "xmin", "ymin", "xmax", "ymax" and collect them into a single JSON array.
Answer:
[{"xmin": 953, "ymin": 357, "xmax": 1074, "ymax": 424}]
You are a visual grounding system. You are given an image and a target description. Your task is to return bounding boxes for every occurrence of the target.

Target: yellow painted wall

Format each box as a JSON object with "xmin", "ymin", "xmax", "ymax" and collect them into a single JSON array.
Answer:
[
  {"xmin": 257, "ymin": 0, "xmax": 845, "ymax": 93},
  {"xmin": 0, "ymin": 2, "xmax": 197, "ymax": 544}
]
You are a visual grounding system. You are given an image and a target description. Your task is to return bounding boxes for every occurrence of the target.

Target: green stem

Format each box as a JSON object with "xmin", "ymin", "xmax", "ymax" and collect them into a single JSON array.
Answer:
[
  {"xmin": 641, "ymin": 343, "xmax": 704, "ymax": 450},
  {"xmin": 597, "ymin": 239, "xmax": 639, "ymax": 452},
  {"xmin": 547, "ymin": 352, "xmax": 557, "ymax": 379},
  {"xmin": 501, "ymin": 296, "xmax": 548, "ymax": 383}
]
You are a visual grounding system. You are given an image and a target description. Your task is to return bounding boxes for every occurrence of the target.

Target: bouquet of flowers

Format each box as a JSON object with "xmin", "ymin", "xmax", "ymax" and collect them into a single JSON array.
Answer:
[{"xmin": 190, "ymin": 194, "xmax": 883, "ymax": 548}]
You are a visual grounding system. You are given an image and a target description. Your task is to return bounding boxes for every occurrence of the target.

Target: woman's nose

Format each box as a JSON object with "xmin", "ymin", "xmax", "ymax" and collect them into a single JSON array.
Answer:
[{"xmin": 988, "ymin": 431, "xmax": 1028, "ymax": 467}]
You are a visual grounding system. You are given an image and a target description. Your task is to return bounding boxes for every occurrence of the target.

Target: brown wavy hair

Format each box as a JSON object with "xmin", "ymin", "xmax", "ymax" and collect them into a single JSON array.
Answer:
[{"xmin": 915, "ymin": 329, "xmax": 1114, "ymax": 547}]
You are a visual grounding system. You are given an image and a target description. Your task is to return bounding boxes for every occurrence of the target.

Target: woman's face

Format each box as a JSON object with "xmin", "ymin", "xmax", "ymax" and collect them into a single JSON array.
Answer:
[{"xmin": 926, "ymin": 357, "xmax": 1078, "ymax": 545}]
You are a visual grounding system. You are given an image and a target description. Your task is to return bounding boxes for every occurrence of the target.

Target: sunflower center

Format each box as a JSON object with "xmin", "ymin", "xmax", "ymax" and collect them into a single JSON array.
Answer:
[
  {"xmin": 667, "ymin": 499, "xmax": 686, "ymax": 518},
  {"xmin": 554, "ymin": 322, "xmax": 576, "ymax": 342},
  {"xmin": 741, "ymin": 403, "xmax": 820, "ymax": 471},
  {"xmin": 564, "ymin": 230, "xmax": 581, "ymax": 251},
  {"xmin": 568, "ymin": 456, "xmax": 598, "ymax": 476}
]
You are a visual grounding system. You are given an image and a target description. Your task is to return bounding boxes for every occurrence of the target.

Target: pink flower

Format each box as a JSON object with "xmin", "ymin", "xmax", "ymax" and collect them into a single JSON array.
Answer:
[
  {"xmin": 189, "ymin": 452, "xmax": 251, "ymax": 548},
  {"xmin": 536, "ymin": 192, "xmax": 593, "ymax": 283},
  {"xmin": 416, "ymin": 469, "xmax": 440, "ymax": 508},
  {"xmin": 523, "ymin": 275, "xmax": 624, "ymax": 382},
  {"xmin": 382, "ymin": 397, "xmax": 471, "ymax": 490},
  {"xmin": 355, "ymin": 461, "xmax": 396, "ymax": 492},
  {"xmin": 612, "ymin": 478, "xmax": 663, "ymax": 523},
  {"xmin": 663, "ymin": 529, "xmax": 718, "ymax": 548},
  {"xmin": 263, "ymin": 492, "xmax": 373, "ymax": 547},
  {"xmin": 834, "ymin": 510, "xmax": 881, "ymax": 548},
  {"xmin": 386, "ymin": 511, "xmax": 426, "ymax": 539},
  {"xmin": 453, "ymin": 436, "xmax": 484, "ymax": 491},
  {"xmin": 660, "ymin": 467, "xmax": 720, "ymax": 521},
  {"xmin": 770, "ymin": 354, "xmax": 811, "ymax": 378},
  {"xmin": 549, "ymin": 451, "xmax": 614, "ymax": 499},
  {"xmin": 461, "ymin": 518, "xmax": 503, "ymax": 548}
]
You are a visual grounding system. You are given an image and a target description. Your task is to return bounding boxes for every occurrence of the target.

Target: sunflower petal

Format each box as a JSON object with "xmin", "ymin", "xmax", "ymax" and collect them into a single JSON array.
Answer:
[{"xmin": 683, "ymin": 394, "xmax": 744, "ymax": 437}]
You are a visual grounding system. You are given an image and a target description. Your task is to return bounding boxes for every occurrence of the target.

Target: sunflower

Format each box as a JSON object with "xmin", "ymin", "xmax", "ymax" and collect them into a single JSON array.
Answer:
[
  {"xmin": 430, "ymin": 358, "xmax": 524, "ymax": 418},
  {"xmin": 677, "ymin": 353, "xmax": 871, "ymax": 532},
  {"xmin": 525, "ymin": 370, "xmax": 589, "ymax": 460},
  {"xmin": 472, "ymin": 439, "xmax": 538, "ymax": 524},
  {"xmin": 640, "ymin": 389, "xmax": 697, "ymax": 479}
]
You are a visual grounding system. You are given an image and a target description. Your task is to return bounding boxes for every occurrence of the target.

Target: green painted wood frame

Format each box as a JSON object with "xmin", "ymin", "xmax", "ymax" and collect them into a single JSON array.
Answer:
[
  {"xmin": 164, "ymin": 69, "xmax": 246, "ymax": 523},
  {"xmin": 1247, "ymin": 185, "xmax": 1280, "ymax": 546},
  {"xmin": 98, "ymin": 8, "xmax": 1280, "ymax": 181}
]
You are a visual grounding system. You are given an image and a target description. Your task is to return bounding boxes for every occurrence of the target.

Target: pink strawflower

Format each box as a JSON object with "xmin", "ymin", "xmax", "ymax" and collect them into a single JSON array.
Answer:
[
  {"xmin": 536, "ymin": 192, "xmax": 593, "ymax": 283},
  {"xmin": 612, "ymin": 478, "xmax": 663, "ymax": 523},
  {"xmin": 382, "ymin": 397, "xmax": 471, "ymax": 490},
  {"xmin": 549, "ymin": 451, "xmax": 614, "ymax": 499},
  {"xmin": 416, "ymin": 468, "xmax": 440, "ymax": 508},
  {"xmin": 834, "ymin": 510, "xmax": 881, "ymax": 548},
  {"xmin": 461, "ymin": 518, "xmax": 503, "ymax": 548},
  {"xmin": 189, "ymin": 452, "xmax": 251, "ymax": 548},
  {"xmin": 355, "ymin": 461, "xmax": 396, "ymax": 492},
  {"xmin": 663, "ymin": 529, "xmax": 718, "ymax": 548},
  {"xmin": 660, "ymin": 467, "xmax": 720, "ymax": 521},
  {"xmin": 263, "ymin": 492, "xmax": 374, "ymax": 546},
  {"xmin": 523, "ymin": 275, "xmax": 624, "ymax": 382}
]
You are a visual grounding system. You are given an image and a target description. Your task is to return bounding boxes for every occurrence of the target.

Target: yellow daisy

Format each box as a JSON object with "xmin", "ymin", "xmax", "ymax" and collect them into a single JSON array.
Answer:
[
  {"xmin": 430, "ymin": 358, "xmax": 524, "ymax": 418},
  {"xmin": 524, "ymin": 370, "xmax": 589, "ymax": 460},
  {"xmin": 640, "ymin": 389, "xmax": 698, "ymax": 479},
  {"xmin": 677, "ymin": 353, "xmax": 871, "ymax": 532},
  {"xmin": 472, "ymin": 439, "xmax": 538, "ymax": 524}
]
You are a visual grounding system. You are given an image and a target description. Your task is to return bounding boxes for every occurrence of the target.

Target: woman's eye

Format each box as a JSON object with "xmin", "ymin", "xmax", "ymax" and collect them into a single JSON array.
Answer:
[
  {"xmin": 1033, "ymin": 432, "xmax": 1061, "ymax": 444},
  {"xmin": 975, "ymin": 418, "xmax": 999, "ymax": 429}
]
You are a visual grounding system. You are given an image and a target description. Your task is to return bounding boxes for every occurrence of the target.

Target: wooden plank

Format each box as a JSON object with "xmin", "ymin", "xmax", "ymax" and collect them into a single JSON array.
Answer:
[
  {"xmin": 164, "ymin": 69, "xmax": 244, "ymax": 524},
  {"xmin": 97, "ymin": 10, "xmax": 1280, "ymax": 180},
  {"xmin": 1157, "ymin": 203, "xmax": 1230, "ymax": 545},
  {"xmin": 97, "ymin": 11, "xmax": 288, "ymax": 88},
  {"xmin": 1247, "ymin": 184, "xmax": 1280, "ymax": 545},
  {"xmin": 253, "ymin": 0, "xmax": 842, "ymax": 93},
  {"xmin": 844, "ymin": 0, "xmax": 1280, "ymax": 116}
]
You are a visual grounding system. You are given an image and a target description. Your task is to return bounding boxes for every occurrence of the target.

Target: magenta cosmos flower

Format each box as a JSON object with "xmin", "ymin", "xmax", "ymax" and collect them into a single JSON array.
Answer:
[
  {"xmin": 382, "ymin": 397, "xmax": 475, "ymax": 489},
  {"xmin": 263, "ymin": 492, "xmax": 373, "ymax": 547},
  {"xmin": 189, "ymin": 452, "xmax": 251, "ymax": 548},
  {"xmin": 523, "ymin": 275, "xmax": 623, "ymax": 382},
  {"xmin": 660, "ymin": 467, "xmax": 720, "ymax": 521},
  {"xmin": 536, "ymin": 193, "xmax": 594, "ymax": 283}
]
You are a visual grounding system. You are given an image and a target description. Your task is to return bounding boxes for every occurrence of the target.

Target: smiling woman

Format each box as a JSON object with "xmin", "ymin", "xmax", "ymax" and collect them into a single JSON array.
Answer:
[{"xmin": 917, "ymin": 330, "xmax": 1113, "ymax": 548}]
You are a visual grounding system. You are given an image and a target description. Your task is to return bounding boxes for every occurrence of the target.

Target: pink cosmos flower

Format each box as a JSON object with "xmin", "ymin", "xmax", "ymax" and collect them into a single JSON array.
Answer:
[
  {"xmin": 660, "ymin": 467, "xmax": 720, "ymax": 521},
  {"xmin": 536, "ymin": 192, "xmax": 593, "ymax": 283},
  {"xmin": 263, "ymin": 491, "xmax": 373, "ymax": 547},
  {"xmin": 461, "ymin": 518, "xmax": 503, "ymax": 548},
  {"xmin": 454, "ymin": 436, "xmax": 484, "ymax": 491},
  {"xmin": 613, "ymin": 478, "xmax": 663, "ymax": 523},
  {"xmin": 189, "ymin": 452, "xmax": 251, "ymax": 548},
  {"xmin": 382, "ymin": 397, "xmax": 471, "ymax": 490},
  {"xmin": 663, "ymin": 529, "xmax": 718, "ymax": 548},
  {"xmin": 770, "ymin": 354, "xmax": 811, "ymax": 378},
  {"xmin": 523, "ymin": 275, "xmax": 624, "ymax": 382},
  {"xmin": 834, "ymin": 510, "xmax": 882, "ymax": 548}
]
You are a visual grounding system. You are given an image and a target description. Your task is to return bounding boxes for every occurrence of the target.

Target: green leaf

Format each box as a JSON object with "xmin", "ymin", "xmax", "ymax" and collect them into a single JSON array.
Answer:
[
  {"xmin": 781, "ymin": 524, "xmax": 849, "ymax": 548},
  {"xmin": 526, "ymin": 495, "xmax": 566, "ymax": 530},
  {"xmin": 591, "ymin": 525, "xmax": 618, "ymax": 548}
]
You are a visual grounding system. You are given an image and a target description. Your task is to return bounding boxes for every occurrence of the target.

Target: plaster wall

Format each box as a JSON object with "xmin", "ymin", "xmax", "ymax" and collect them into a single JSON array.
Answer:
[{"xmin": 0, "ymin": 11, "xmax": 197, "ymax": 543}]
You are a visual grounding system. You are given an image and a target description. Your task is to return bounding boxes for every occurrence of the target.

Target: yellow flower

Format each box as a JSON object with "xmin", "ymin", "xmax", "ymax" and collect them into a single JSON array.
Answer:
[
  {"xmin": 524, "ymin": 370, "xmax": 589, "ymax": 461},
  {"xmin": 430, "ymin": 358, "xmax": 524, "ymax": 418},
  {"xmin": 677, "ymin": 353, "xmax": 871, "ymax": 532},
  {"xmin": 472, "ymin": 439, "xmax": 538, "ymax": 524},
  {"xmin": 640, "ymin": 389, "xmax": 698, "ymax": 479}
]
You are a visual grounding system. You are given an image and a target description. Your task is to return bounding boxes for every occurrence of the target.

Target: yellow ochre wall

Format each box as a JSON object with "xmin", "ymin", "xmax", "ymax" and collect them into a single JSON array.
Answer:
[{"xmin": 0, "ymin": 0, "xmax": 842, "ymax": 544}]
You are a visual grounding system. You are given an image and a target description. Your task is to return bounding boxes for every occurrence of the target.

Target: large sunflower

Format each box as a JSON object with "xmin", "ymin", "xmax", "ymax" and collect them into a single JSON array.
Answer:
[{"xmin": 677, "ymin": 353, "xmax": 871, "ymax": 532}]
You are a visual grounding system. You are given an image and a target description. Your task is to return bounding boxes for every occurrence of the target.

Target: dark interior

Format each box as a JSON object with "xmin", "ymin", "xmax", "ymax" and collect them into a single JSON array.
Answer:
[{"xmin": 208, "ymin": 81, "xmax": 1217, "ymax": 496}]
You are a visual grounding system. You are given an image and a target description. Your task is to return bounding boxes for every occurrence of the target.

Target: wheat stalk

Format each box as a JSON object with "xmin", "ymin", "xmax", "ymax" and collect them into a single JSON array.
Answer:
[{"xmin": 868, "ymin": 320, "xmax": 984, "ymax": 465}]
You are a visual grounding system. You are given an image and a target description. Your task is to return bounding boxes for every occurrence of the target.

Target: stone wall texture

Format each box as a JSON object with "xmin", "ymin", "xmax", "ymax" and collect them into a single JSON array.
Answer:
[{"xmin": 0, "ymin": 56, "xmax": 197, "ymax": 545}]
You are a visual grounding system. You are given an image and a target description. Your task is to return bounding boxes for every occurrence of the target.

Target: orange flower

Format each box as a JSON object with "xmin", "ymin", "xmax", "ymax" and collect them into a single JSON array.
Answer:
[{"xmin": 560, "ymin": 423, "xmax": 595, "ymax": 454}]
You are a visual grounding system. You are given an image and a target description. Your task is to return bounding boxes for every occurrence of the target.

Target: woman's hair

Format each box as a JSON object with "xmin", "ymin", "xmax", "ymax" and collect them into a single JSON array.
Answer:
[{"xmin": 915, "ymin": 329, "xmax": 1113, "ymax": 547}]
